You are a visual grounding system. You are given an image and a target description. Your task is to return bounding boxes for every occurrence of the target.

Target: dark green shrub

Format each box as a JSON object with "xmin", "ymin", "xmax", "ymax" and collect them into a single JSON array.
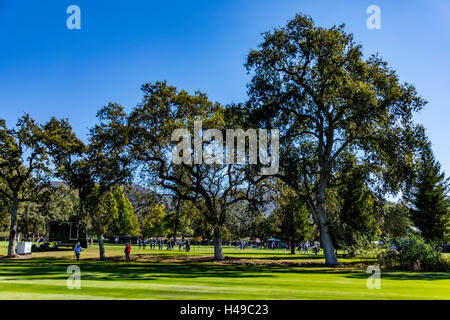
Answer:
[
  {"xmin": 39, "ymin": 243, "xmax": 50, "ymax": 249},
  {"xmin": 377, "ymin": 232, "xmax": 449, "ymax": 271}
]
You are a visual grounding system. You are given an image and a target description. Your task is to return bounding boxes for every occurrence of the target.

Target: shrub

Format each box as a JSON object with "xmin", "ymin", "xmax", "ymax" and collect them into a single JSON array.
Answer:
[
  {"xmin": 39, "ymin": 243, "xmax": 50, "ymax": 249},
  {"xmin": 377, "ymin": 232, "xmax": 449, "ymax": 271}
]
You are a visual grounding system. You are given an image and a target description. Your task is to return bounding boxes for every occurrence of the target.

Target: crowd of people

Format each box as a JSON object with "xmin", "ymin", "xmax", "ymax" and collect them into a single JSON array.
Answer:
[
  {"xmin": 262, "ymin": 240, "xmax": 321, "ymax": 254},
  {"xmin": 297, "ymin": 241, "xmax": 321, "ymax": 255},
  {"xmin": 136, "ymin": 237, "xmax": 191, "ymax": 252},
  {"xmin": 233, "ymin": 239, "xmax": 321, "ymax": 255},
  {"xmin": 73, "ymin": 238, "xmax": 322, "ymax": 262}
]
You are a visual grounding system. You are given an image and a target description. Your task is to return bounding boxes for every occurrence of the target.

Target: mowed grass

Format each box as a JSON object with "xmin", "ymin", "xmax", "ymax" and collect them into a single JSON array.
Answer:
[{"xmin": 0, "ymin": 242, "xmax": 449, "ymax": 300}]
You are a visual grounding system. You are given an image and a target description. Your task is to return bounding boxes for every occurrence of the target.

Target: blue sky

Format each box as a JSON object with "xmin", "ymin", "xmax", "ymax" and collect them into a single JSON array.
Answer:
[{"xmin": 0, "ymin": 0, "xmax": 449, "ymax": 174}]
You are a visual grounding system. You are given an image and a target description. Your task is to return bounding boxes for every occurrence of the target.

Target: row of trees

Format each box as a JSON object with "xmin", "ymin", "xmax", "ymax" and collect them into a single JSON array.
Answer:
[{"xmin": 1, "ymin": 14, "xmax": 448, "ymax": 263}]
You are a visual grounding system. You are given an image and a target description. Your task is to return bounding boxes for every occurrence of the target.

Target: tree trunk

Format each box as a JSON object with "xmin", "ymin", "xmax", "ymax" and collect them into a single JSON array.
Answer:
[
  {"xmin": 173, "ymin": 198, "xmax": 180, "ymax": 241},
  {"xmin": 290, "ymin": 240, "xmax": 296, "ymax": 254},
  {"xmin": 317, "ymin": 204, "xmax": 338, "ymax": 265},
  {"xmin": 313, "ymin": 163, "xmax": 339, "ymax": 266},
  {"xmin": 97, "ymin": 234, "xmax": 106, "ymax": 260},
  {"xmin": 7, "ymin": 200, "xmax": 19, "ymax": 258},
  {"xmin": 213, "ymin": 226, "xmax": 224, "ymax": 261}
]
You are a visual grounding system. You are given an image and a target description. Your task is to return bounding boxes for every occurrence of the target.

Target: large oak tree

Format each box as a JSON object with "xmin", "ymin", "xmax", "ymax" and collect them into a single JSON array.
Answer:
[
  {"xmin": 128, "ymin": 81, "xmax": 265, "ymax": 260},
  {"xmin": 44, "ymin": 104, "xmax": 132, "ymax": 260},
  {"xmin": 245, "ymin": 14, "xmax": 426, "ymax": 264},
  {"xmin": 0, "ymin": 115, "xmax": 52, "ymax": 257}
]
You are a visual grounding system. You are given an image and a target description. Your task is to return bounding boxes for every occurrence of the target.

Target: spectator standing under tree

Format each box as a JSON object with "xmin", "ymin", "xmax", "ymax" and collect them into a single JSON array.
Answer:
[
  {"xmin": 74, "ymin": 243, "xmax": 82, "ymax": 262},
  {"xmin": 124, "ymin": 242, "xmax": 131, "ymax": 262},
  {"xmin": 304, "ymin": 241, "xmax": 310, "ymax": 254},
  {"xmin": 314, "ymin": 241, "xmax": 320, "ymax": 255},
  {"xmin": 186, "ymin": 239, "xmax": 191, "ymax": 252}
]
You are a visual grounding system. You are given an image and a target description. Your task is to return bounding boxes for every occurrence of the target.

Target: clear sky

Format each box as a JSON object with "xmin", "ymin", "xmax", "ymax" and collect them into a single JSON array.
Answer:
[{"xmin": 1, "ymin": 0, "xmax": 449, "ymax": 174}]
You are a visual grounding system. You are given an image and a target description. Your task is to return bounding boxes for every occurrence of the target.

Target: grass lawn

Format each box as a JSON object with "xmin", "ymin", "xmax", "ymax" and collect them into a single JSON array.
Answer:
[{"xmin": 0, "ymin": 241, "xmax": 449, "ymax": 300}]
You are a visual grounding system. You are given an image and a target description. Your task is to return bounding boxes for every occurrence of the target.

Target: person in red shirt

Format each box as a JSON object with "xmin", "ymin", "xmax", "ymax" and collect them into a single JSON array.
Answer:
[{"xmin": 124, "ymin": 242, "xmax": 131, "ymax": 262}]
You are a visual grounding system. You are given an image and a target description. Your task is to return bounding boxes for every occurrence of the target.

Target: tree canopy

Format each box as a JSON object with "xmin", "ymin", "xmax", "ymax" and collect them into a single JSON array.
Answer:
[{"xmin": 244, "ymin": 14, "xmax": 426, "ymax": 264}]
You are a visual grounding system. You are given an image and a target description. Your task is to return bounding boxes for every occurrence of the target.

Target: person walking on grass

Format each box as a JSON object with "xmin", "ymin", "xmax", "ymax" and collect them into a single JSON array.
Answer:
[
  {"xmin": 74, "ymin": 243, "xmax": 82, "ymax": 262},
  {"xmin": 124, "ymin": 242, "xmax": 131, "ymax": 262}
]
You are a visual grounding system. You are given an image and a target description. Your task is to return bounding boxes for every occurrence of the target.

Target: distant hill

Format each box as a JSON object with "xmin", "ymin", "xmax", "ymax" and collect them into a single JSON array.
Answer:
[{"xmin": 49, "ymin": 181, "xmax": 152, "ymax": 194}]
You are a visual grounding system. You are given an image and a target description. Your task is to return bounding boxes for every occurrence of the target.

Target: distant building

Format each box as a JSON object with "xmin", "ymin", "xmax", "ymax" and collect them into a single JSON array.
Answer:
[{"xmin": 48, "ymin": 220, "xmax": 88, "ymax": 248}]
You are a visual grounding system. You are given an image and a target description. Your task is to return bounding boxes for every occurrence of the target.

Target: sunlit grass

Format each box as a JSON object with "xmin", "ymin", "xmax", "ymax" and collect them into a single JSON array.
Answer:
[{"xmin": 0, "ymin": 241, "xmax": 448, "ymax": 300}]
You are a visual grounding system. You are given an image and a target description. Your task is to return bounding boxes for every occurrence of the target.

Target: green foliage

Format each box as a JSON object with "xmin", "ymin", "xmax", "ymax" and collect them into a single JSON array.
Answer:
[
  {"xmin": 272, "ymin": 187, "xmax": 311, "ymax": 248},
  {"xmin": 221, "ymin": 226, "xmax": 230, "ymax": 242},
  {"xmin": 409, "ymin": 145, "xmax": 449, "ymax": 242},
  {"xmin": 17, "ymin": 202, "xmax": 43, "ymax": 235},
  {"xmin": 381, "ymin": 202, "xmax": 411, "ymax": 239},
  {"xmin": 329, "ymin": 158, "xmax": 381, "ymax": 253},
  {"xmin": 128, "ymin": 81, "xmax": 263, "ymax": 261},
  {"xmin": 248, "ymin": 211, "xmax": 272, "ymax": 242},
  {"xmin": 377, "ymin": 232, "xmax": 449, "ymax": 272},
  {"xmin": 225, "ymin": 202, "xmax": 254, "ymax": 240},
  {"xmin": 164, "ymin": 200, "xmax": 194, "ymax": 238},
  {"xmin": 0, "ymin": 201, "xmax": 8, "ymax": 231},
  {"xmin": 108, "ymin": 186, "xmax": 140, "ymax": 236},
  {"xmin": 142, "ymin": 204, "xmax": 167, "ymax": 238},
  {"xmin": 125, "ymin": 185, "xmax": 157, "ymax": 225},
  {"xmin": 27, "ymin": 184, "xmax": 80, "ymax": 233},
  {"xmin": 191, "ymin": 213, "xmax": 214, "ymax": 241},
  {"xmin": 244, "ymin": 13, "xmax": 427, "ymax": 264},
  {"xmin": 87, "ymin": 185, "xmax": 117, "ymax": 236},
  {"xmin": 0, "ymin": 115, "xmax": 55, "ymax": 256},
  {"xmin": 44, "ymin": 106, "xmax": 133, "ymax": 260}
]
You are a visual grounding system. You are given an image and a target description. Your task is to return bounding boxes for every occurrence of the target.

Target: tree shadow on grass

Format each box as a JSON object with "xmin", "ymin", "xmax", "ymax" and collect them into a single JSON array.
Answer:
[
  {"xmin": 0, "ymin": 259, "xmax": 277, "ymax": 281},
  {"xmin": 342, "ymin": 271, "xmax": 450, "ymax": 281},
  {"xmin": 1, "ymin": 256, "xmax": 448, "ymax": 283}
]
